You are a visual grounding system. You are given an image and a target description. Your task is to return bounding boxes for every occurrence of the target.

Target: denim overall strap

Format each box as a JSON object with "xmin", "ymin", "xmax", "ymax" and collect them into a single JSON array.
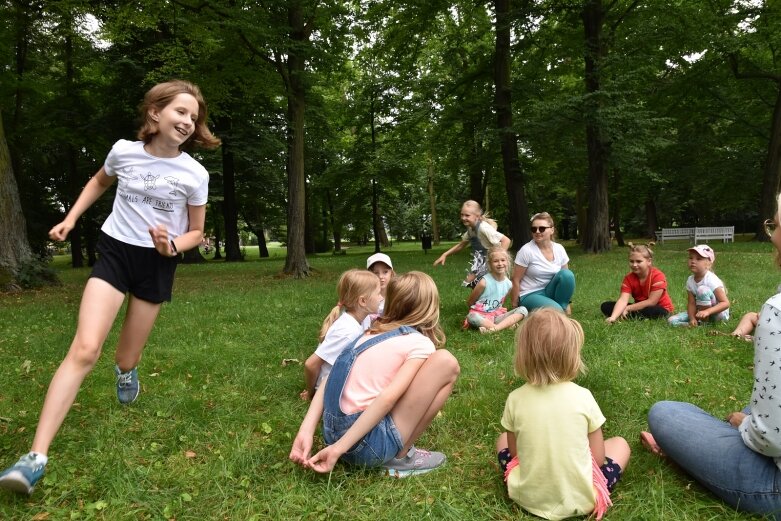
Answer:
[
  {"xmin": 323, "ymin": 325, "xmax": 418, "ymax": 417},
  {"xmin": 469, "ymin": 220, "xmax": 485, "ymax": 255}
]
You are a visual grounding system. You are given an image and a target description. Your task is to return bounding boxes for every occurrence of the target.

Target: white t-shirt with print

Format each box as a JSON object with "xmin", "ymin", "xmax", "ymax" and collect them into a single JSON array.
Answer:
[
  {"xmin": 514, "ymin": 241, "xmax": 570, "ymax": 298},
  {"xmin": 101, "ymin": 140, "xmax": 209, "ymax": 247}
]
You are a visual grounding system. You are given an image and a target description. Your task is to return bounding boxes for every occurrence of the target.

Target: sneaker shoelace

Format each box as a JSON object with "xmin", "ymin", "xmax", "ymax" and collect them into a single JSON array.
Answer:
[
  {"xmin": 117, "ymin": 372, "xmax": 134, "ymax": 388},
  {"xmin": 17, "ymin": 454, "xmax": 43, "ymax": 472}
]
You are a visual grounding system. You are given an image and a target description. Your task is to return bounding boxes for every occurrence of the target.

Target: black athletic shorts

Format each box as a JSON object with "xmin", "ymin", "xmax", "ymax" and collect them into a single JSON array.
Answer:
[{"xmin": 90, "ymin": 232, "xmax": 178, "ymax": 303}]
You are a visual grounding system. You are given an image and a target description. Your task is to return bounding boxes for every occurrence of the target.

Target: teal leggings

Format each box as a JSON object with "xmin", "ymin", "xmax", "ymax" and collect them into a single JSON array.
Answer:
[{"xmin": 519, "ymin": 269, "xmax": 575, "ymax": 312}]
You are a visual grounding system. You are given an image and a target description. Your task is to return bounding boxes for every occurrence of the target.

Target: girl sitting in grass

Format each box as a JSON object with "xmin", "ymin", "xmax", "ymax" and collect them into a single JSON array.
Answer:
[
  {"xmin": 290, "ymin": 271, "xmax": 460, "ymax": 478},
  {"xmin": 464, "ymin": 247, "xmax": 528, "ymax": 334},
  {"xmin": 496, "ymin": 308, "xmax": 630, "ymax": 520},
  {"xmin": 601, "ymin": 242, "xmax": 673, "ymax": 323},
  {"xmin": 667, "ymin": 244, "xmax": 730, "ymax": 327},
  {"xmin": 300, "ymin": 269, "xmax": 382, "ymax": 401}
]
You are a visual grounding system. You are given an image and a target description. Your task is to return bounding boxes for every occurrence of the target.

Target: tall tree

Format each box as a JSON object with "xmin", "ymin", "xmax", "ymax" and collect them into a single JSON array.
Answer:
[
  {"xmin": 0, "ymin": 111, "xmax": 34, "ymax": 288},
  {"xmin": 494, "ymin": 0, "xmax": 531, "ymax": 247}
]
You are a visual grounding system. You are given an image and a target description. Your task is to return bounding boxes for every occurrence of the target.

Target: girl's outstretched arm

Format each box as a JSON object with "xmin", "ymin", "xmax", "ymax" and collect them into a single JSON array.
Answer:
[
  {"xmin": 306, "ymin": 357, "xmax": 426, "ymax": 473},
  {"xmin": 49, "ymin": 167, "xmax": 114, "ymax": 241},
  {"xmin": 606, "ymin": 292, "xmax": 632, "ymax": 323},
  {"xmin": 686, "ymin": 292, "xmax": 698, "ymax": 327},
  {"xmin": 433, "ymin": 240, "xmax": 468, "ymax": 266},
  {"xmin": 588, "ymin": 427, "xmax": 605, "ymax": 465},
  {"xmin": 290, "ymin": 376, "xmax": 327, "ymax": 466}
]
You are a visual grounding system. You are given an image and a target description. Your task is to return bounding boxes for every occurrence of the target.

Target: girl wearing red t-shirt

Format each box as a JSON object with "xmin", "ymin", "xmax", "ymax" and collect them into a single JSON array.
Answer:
[{"xmin": 601, "ymin": 243, "xmax": 674, "ymax": 323}]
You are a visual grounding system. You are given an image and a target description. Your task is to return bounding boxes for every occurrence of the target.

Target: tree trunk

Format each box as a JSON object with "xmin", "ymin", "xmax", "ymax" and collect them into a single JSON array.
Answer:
[
  {"xmin": 494, "ymin": 0, "xmax": 531, "ymax": 248},
  {"xmin": 757, "ymin": 81, "xmax": 781, "ymax": 241},
  {"xmin": 465, "ymin": 120, "xmax": 485, "ymax": 205},
  {"xmin": 427, "ymin": 151, "xmax": 440, "ymax": 246},
  {"xmin": 326, "ymin": 190, "xmax": 342, "ymax": 252},
  {"xmin": 0, "ymin": 111, "xmax": 34, "ymax": 287},
  {"xmin": 581, "ymin": 0, "xmax": 611, "ymax": 253},
  {"xmin": 282, "ymin": 3, "xmax": 310, "ymax": 277},
  {"xmin": 305, "ymin": 181, "xmax": 315, "ymax": 254},
  {"xmin": 222, "ymin": 136, "xmax": 242, "ymax": 261}
]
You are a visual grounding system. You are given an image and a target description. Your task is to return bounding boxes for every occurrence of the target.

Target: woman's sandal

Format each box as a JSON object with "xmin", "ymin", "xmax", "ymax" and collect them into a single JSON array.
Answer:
[{"xmin": 640, "ymin": 431, "xmax": 665, "ymax": 457}]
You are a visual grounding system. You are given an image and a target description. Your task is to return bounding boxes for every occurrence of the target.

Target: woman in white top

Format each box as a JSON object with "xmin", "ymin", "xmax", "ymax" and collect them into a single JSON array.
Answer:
[{"xmin": 510, "ymin": 212, "xmax": 575, "ymax": 313}]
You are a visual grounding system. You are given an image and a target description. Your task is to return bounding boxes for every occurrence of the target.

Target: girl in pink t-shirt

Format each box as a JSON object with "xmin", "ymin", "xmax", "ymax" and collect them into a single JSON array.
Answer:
[{"xmin": 290, "ymin": 272, "xmax": 460, "ymax": 478}]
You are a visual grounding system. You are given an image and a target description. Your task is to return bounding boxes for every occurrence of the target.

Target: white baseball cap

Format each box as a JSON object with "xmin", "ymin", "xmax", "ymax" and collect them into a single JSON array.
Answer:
[
  {"xmin": 366, "ymin": 253, "xmax": 393, "ymax": 270},
  {"xmin": 688, "ymin": 244, "xmax": 715, "ymax": 262}
]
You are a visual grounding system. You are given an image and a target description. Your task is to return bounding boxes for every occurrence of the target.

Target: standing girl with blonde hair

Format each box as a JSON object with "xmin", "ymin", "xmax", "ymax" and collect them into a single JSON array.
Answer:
[
  {"xmin": 0, "ymin": 80, "xmax": 220, "ymax": 494},
  {"xmin": 433, "ymin": 200, "xmax": 511, "ymax": 287},
  {"xmin": 300, "ymin": 269, "xmax": 383, "ymax": 401},
  {"xmin": 496, "ymin": 309, "xmax": 630, "ymax": 519},
  {"xmin": 601, "ymin": 242, "xmax": 674, "ymax": 323},
  {"xmin": 290, "ymin": 272, "xmax": 460, "ymax": 477}
]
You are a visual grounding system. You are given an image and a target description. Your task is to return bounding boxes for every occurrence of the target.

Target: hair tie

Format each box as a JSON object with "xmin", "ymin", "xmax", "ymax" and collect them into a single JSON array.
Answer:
[{"xmin": 337, "ymin": 302, "xmax": 343, "ymax": 308}]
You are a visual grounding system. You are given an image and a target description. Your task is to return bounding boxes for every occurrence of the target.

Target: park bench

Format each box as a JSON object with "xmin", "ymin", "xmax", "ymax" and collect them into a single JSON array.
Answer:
[
  {"xmin": 694, "ymin": 226, "xmax": 734, "ymax": 244},
  {"xmin": 656, "ymin": 227, "xmax": 694, "ymax": 244}
]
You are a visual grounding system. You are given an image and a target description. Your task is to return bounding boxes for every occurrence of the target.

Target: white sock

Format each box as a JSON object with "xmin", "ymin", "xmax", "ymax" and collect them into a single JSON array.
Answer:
[{"xmin": 28, "ymin": 452, "xmax": 48, "ymax": 466}]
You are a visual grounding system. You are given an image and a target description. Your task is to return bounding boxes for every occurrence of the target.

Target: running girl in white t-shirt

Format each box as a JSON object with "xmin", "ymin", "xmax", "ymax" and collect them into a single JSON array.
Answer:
[
  {"xmin": 290, "ymin": 272, "xmax": 460, "ymax": 478},
  {"xmin": 300, "ymin": 270, "xmax": 382, "ymax": 401},
  {"xmin": 0, "ymin": 80, "xmax": 220, "ymax": 495}
]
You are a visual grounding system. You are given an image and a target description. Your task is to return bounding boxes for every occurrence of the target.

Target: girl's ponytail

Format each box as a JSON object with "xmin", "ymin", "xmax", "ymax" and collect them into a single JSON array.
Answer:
[{"xmin": 319, "ymin": 305, "xmax": 343, "ymax": 342}]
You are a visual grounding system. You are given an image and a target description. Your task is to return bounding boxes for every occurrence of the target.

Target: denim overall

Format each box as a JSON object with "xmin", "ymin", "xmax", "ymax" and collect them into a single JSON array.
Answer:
[{"xmin": 322, "ymin": 326, "xmax": 415, "ymax": 466}]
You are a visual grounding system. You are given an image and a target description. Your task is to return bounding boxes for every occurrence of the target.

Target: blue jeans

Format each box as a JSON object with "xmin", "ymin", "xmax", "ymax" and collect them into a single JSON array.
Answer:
[
  {"xmin": 519, "ymin": 269, "xmax": 575, "ymax": 312},
  {"xmin": 322, "ymin": 327, "xmax": 408, "ymax": 467},
  {"xmin": 648, "ymin": 401, "xmax": 781, "ymax": 518}
]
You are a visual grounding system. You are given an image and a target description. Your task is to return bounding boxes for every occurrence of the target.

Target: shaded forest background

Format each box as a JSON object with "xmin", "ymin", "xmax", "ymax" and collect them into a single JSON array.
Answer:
[{"xmin": 1, "ymin": 0, "xmax": 779, "ymax": 282}]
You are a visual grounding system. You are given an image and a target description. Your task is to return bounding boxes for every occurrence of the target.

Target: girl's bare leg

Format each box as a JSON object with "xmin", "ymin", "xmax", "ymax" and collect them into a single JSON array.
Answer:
[
  {"xmin": 390, "ymin": 350, "xmax": 460, "ymax": 457},
  {"xmin": 605, "ymin": 436, "xmax": 631, "ymax": 470},
  {"xmin": 114, "ymin": 295, "xmax": 162, "ymax": 371},
  {"xmin": 31, "ymin": 279, "xmax": 126, "ymax": 455},
  {"xmin": 731, "ymin": 312, "xmax": 759, "ymax": 338}
]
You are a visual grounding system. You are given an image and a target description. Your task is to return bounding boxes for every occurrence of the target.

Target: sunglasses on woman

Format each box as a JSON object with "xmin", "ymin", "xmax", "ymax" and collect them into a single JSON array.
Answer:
[
  {"xmin": 531, "ymin": 226, "xmax": 550, "ymax": 233},
  {"xmin": 765, "ymin": 219, "xmax": 778, "ymax": 239}
]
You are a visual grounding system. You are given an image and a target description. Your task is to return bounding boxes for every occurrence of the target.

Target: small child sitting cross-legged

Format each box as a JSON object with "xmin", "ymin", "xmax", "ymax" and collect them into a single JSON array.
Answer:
[
  {"xmin": 668, "ymin": 244, "xmax": 730, "ymax": 327},
  {"xmin": 464, "ymin": 247, "xmax": 527, "ymax": 334}
]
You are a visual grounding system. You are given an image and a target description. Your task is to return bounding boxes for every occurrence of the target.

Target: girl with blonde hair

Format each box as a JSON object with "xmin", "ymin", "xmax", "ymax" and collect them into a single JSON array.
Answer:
[
  {"xmin": 300, "ymin": 269, "xmax": 383, "ymax": 401},
  {"xmin": 290, "ymin": 272, "xmax": 460, "ymax": 477},
  {"xmin": 496, "ymin": 309, "xmax": 630, "ymax": 519},
  {"xmin": 464, "ymin": 247, "xmax": 528, "ymax": 334}
]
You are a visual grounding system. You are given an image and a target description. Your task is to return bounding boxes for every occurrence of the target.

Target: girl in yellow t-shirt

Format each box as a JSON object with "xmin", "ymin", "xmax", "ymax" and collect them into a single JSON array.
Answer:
[{"xmin": 496, "ymin": 309, "xmax": 631, "ymax": 520}]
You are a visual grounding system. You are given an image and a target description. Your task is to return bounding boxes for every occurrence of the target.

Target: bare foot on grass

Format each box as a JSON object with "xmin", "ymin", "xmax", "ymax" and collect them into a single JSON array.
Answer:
[{"xmin": 640, "ymin": 431, "xmax": 664, "ymax": 457}]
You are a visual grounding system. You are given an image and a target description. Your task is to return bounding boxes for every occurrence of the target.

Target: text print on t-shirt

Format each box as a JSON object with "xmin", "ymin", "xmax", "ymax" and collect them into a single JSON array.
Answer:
[{"xmin": 118, "ymin": 166, "xmax": 178, "ymax": 213}]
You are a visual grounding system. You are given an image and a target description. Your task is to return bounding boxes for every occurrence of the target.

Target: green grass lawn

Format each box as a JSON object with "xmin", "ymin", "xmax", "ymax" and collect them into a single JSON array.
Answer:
[{"xmin": 0, "ymin": 238, "xmax": 777, "ymax": 520}]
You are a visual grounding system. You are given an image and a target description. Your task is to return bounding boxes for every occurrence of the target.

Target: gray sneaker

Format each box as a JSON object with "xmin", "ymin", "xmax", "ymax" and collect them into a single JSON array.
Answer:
[
  {"xmin": 115, "ymin": 365, "xmax": 140, "ymax": 404},
  {"xmin": 382, "ymin": 447, "xmax": 446, "ymax": 478},
  {"xmin": 0, "ymin": 453, "xmax": 46, "ymax": 494}
]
